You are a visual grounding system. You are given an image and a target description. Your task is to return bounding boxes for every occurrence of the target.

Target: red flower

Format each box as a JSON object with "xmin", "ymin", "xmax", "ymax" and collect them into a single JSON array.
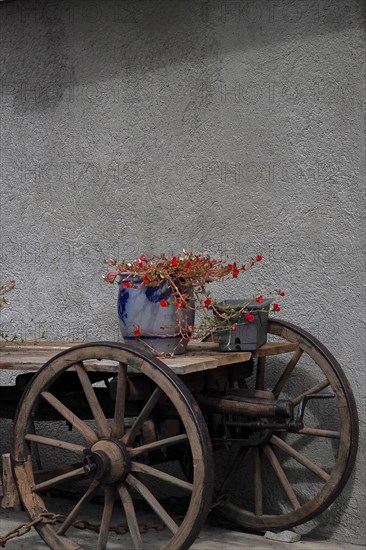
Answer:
[
  {"xmin": 232, "ymin": 268, "xmax": 240, "ymax": 277},
  {"xmin": 105, "ymin": 272, "xmax": 118, "ymax": 283},
  {"xmin": 170, "ymin": 256, "xmax": 179, "ymax": 266},
  {"xmin": 256, "ymin": 254, "xmax": 263, "ymax": 261},
  {"xmin": 140, "ymin": 254, "xmax": 147, "ymax": 262},
  {"xmin": 204, "ymin": 298, "xmax": 212, "ymax": 307},
  {"xmin": 231, "ymin": 325, "xmax": 237, "ymax": 331},
  {"xmin": 245, "ymin": 313, "xmax": 255, "ymax": 323},
  {"xmin": 256, "ymin": 295, "xmax": 264, "ymax": 304},
  {"xmin": 160, "ymin": 299, "xmax": 169, "ymax": 307},
  {"xmin": 279, "ymin": 291, "xmax": 285, "ymax": 296},
  {"xmin": 273, "ymin": 303, "xmax": 281, "ymax": 312},
  {"xmin": 133, "ymin": 327, "xmax": 141, "ymax": 337}
]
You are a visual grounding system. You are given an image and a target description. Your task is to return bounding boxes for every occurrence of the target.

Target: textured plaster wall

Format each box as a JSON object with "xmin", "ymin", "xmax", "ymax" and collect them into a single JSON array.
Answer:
[{"xmin": 0, "ymin": 0, "xmax": 365, "ymax": 543}]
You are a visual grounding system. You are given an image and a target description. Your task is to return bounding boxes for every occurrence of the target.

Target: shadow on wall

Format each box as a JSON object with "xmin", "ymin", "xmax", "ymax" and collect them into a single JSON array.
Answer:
[
  {"xmin": 0, "ymin": 0, "xmax": 219, "ymax": 113},
  {"xmin": 0, "ymin": 0, "xmax": 363, "ymax": 113}
]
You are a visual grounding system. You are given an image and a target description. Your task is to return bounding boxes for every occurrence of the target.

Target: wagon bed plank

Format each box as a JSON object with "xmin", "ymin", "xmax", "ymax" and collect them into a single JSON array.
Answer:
[
  {"xmin": 0, "ymin": 340, "xmax": 296, "ymax": 375},
  {"xmin": 0, "ymin": 341, "xmax": 251, "ymax": 374}
]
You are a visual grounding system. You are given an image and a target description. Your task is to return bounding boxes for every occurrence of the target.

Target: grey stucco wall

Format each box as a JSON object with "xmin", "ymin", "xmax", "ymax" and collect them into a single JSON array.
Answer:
[{"xmin": 0, "ymin": 0, "xmax": 365, "ymax": 544}]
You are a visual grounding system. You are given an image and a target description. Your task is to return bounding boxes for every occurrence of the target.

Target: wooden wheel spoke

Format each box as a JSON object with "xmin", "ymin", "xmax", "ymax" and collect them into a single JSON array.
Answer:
[
  {"xmin": 41, "ymin": 391, "xmax": 98, "ymax": 444},
  {"xmin": 126, "ymin": 474, "xmax": 178, "ymax": 534},
  {"xmin": 111, "ymin": 363, "xmax": 127, "ymax": 438},
  {"xmin": 75, "ymin": 362, "xmax": 111, "ymax": 438},
  {"xmin": 292, "ymin": 380, "xmax": 330, "ymax": 406},
  {"xmin": 123, "ymin": 387, "xmax": 163, "ymax": 445},
  {"xmin": 24, "ymin": 433, "xmax": 86, "ymax": 454},
  {"xmin": 96, "ymin": 486, "xmax": 115, "ymax": 550},
  {"xmin": 33, "ymin": 466, "xmax": 85, "ymax": 492},
  {"xmin": 131, "ymin": 461, "xmax": 193, "ymax": 491},
  {"xmin": 57, "ymin": 479, "xmax": 100, "ymax": 535},
  {"xmin": 129, "ymin": 434, "xmax": 188, "ymax": 457},
  {"xmin": 298, "ymin": 427, "xmax": 340, "ymax": 439},
  {"xmin": 273, "ymin": 348, "xmax": 303, "ymax": 398},
  {"xmin": 118, "ymin": 484, "xmax": 143, "ymax": 550},
  {"xmin": 271, "ymin": 435, "xmax": 330, "ymax": 481},
  {"xmin": 254, "ymin": 448, "xmax": 263, "ymax": 516},
  {"xmin": 263, "ymin": 446, "xmax": 301, "ymax": 510}
]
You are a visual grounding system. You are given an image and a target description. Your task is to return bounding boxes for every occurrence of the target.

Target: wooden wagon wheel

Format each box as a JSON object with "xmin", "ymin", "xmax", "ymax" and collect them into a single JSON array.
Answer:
[
  {"xmin": 214, "ymin": 319, "xmax": 359, "ymax": 531},
  {"xmin": 12, "ymin": 342, "xmax": 213, "ymax": 550}
]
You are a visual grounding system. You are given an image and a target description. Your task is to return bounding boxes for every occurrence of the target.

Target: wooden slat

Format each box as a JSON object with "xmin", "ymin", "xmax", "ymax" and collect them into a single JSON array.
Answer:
[
  {"xmin": 253, "ymin": 342, "xmax": 299, "ymax": 357},
  {"xmin": 1, "ymin": 454, "xmax": 22, "ymax": 510},
  {"xmin": 0, "ymin": 343, "xmax": 251, "ymax": 374}
]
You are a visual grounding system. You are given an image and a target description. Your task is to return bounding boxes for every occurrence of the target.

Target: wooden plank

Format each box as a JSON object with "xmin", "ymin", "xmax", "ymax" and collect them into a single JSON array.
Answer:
[
  {"xmin": 164, "ymin": 351, "xmax": 251, "ymax": 374},
  {"xmin": 1, "ymin": 454, "xmax": 22, "ymax": 510},
  {"xmin": 0, "ymin": 341, "xmax": 252, "ymax": 375},
  {"xmin": 188, "ymin": 341, "xmax": 298, "ymax": 357},
  {"xmin": 253, "ymin": 342, "xmax": 299, "ymax": 357}
]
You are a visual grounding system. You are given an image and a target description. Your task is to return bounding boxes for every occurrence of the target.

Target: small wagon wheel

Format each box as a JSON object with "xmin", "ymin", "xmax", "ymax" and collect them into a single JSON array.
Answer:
[
  {"xmin": 12, "ymin": 342, "xmax": 213, "ymax": 550},
  {"xmin": 214, "ymin": 319, "xmax": 359, "ymax": 531}
]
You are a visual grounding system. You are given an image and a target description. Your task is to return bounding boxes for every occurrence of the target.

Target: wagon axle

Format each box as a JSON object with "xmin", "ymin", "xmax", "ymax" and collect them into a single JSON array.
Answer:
[
  {"xmin": 215, "ymin": 393, "xmax": 336, "ymax": 433},
  {"xmin": 195, "ymin": 394, "xmax": 294, "ymax": 419}
]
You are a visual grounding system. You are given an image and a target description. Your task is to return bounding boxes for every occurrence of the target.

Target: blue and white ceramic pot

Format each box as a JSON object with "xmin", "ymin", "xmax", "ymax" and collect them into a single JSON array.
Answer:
[{"xmin": 117, "ymin": 276, "xmax": 195, "ymax": 355}]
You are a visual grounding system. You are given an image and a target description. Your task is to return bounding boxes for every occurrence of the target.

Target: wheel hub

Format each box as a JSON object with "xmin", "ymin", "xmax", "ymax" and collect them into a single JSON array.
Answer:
[{"xmin": 83, "ymin": 438, "xmax": 131, "ymax": 484}]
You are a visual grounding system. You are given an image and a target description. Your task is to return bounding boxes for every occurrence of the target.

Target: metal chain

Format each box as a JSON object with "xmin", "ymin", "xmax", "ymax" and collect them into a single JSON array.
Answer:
[
  {"xmin": 210, "ymin": 491, "xmax": 229, "ymax": 510},
  {"xmin": 0, "ymin": 512, "xmax": 61, "ymax": 547},
  {"xmin": 0, "ymin": 508, "xmax": 183, "ymax": 547}
]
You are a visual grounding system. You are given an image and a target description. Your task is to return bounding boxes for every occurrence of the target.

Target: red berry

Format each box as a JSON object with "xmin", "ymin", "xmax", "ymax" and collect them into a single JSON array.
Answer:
[
  {"xmin": 279, "ymin": 291, "xmax": 285, "ymax": 296},
  {"xmin": 123, "ymin": 281, "xmax": 131, "ymax": 288},
  {"xmin": 245, "ymin": 313, "xmax": 255, "ymax": 323},
  {"xmin": 160, "ymin": 300, "xmax": 169, "ymax": 307},
  {"xmin": 185, "ymin": 261, "xmax": 192, "ymax": 268},
  {"xmin": 133, "ymin": 328, "xmax": 141, "ymax": 337},
  {"xmin": 204, "ymin": 298, "xmax": 212, "ymax": 307},
  {"xmin": 273, "ymin": 303, "xmax": 281, "ymax": 312},
  {"xmin": 140, "ymin": 254, "xmax": 146, "ymax": 261},
  {"xmin": 170, "ymin": 256, "xmax": 179, "ymax": 265},
  {"xmin": 232, "ymin": 268, "xmax": 240, "ymax": 277},
  {"xmin": 231, "ymin": 325, "xmax": 236, "ymax": 331},
  {"xmin": 227, "ymin": 263, "xmax": 233, "ymax": 269},
  {"xmin": 256, "ymin": 295, "xmax": 264, "ymax": 304},
  {"xmin": 256, "ymin": 254, "xmax": 263, "ymax": 261},
  {"xmin": 176, "ymin": 300, "xmax": 186, "ymax": 308},
  {"xmin": 142, "ymin": 275, "xmax": 150, "ymax": 284}
]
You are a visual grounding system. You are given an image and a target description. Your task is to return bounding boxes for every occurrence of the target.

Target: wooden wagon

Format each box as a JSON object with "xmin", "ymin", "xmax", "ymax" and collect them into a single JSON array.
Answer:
[{"xmin": 0, "ymin": 319, "xmax": 359, "ymax": 549}]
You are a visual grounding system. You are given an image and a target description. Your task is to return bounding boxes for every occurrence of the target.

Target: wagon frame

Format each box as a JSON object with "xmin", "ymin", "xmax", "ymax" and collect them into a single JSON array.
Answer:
[{"xmin": 0, "ymin": 318, "xmax": 359, "ymax": 549}]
